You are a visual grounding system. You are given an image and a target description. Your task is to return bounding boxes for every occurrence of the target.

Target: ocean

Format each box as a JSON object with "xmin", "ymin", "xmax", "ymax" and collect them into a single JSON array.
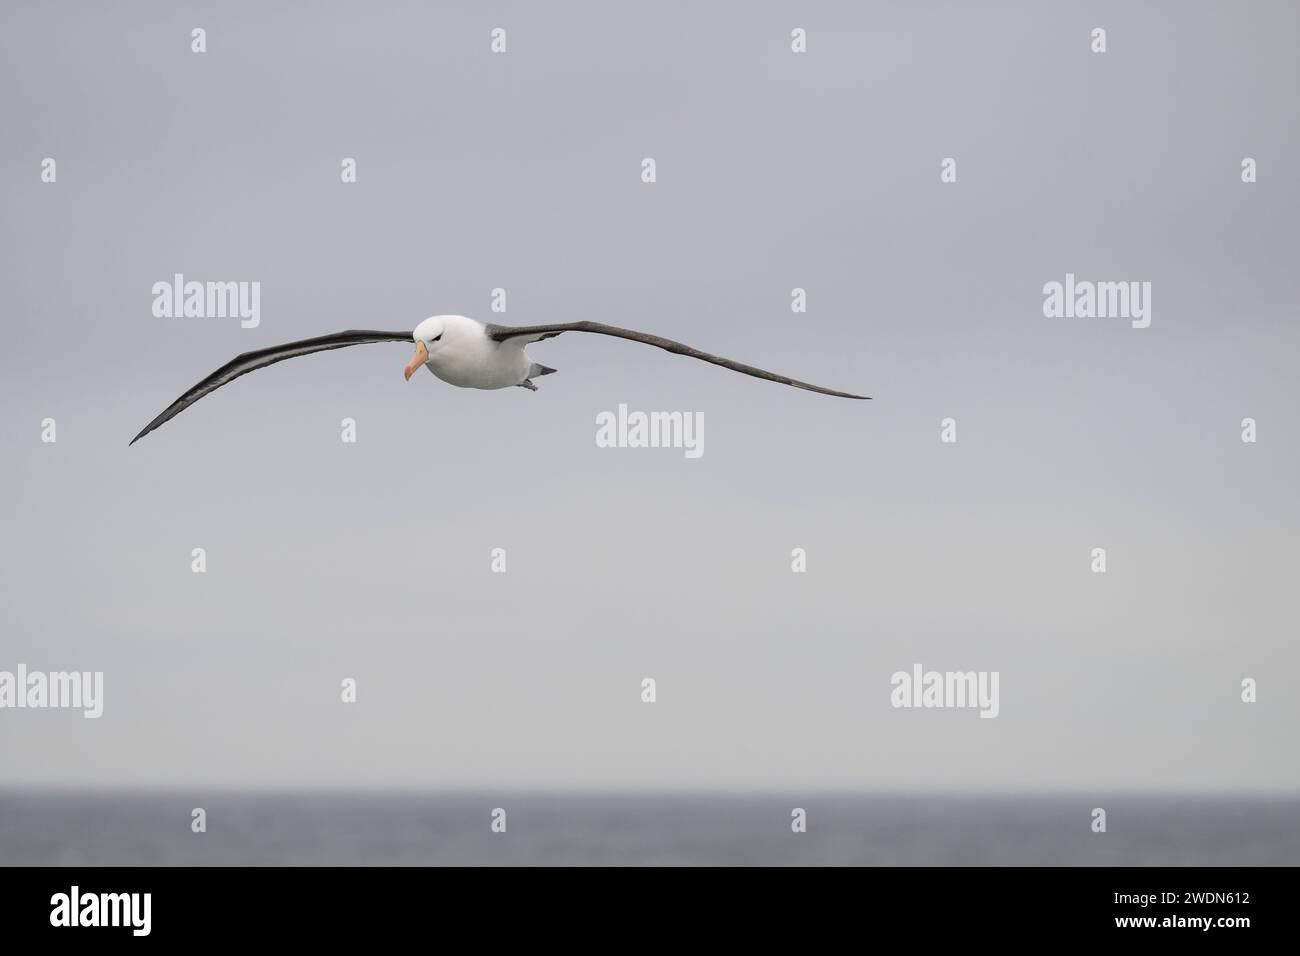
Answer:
[{"xmin": 1, "ymin": 792, "xmax": 1296, "ymax": 866}]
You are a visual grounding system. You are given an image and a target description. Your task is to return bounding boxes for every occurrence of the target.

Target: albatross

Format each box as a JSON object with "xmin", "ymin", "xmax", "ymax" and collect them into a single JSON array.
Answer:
[{"xmin": 129, "ymin": 315, "xmax": 870, "ymax": 444}]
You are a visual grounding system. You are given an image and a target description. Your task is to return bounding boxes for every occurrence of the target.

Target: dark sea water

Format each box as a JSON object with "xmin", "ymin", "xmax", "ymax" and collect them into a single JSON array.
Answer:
[{"xmin": 1, "ymin": 792, "xmax": 1296, "ymax": 866}]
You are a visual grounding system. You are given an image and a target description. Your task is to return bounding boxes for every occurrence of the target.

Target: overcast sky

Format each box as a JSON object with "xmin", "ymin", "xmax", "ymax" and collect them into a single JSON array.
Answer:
[{"xmin": 1, "ymin": 0, "xmax": 1297, "ymax": 791}]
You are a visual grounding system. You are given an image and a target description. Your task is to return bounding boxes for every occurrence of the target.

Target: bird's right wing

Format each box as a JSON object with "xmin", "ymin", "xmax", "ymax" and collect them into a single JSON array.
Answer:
[{"xmin": 129, "ymin": 329, "xmax": 414, "ymax": 445}]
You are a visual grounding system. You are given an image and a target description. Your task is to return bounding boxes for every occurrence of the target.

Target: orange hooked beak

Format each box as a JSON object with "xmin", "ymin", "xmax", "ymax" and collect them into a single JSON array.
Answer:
[{"xmin": 403, "ymin": 340, "xmax": 428, "ymax": 381}]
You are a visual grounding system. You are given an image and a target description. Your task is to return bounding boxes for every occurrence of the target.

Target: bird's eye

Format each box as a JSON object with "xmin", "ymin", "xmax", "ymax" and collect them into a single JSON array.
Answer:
[{"xmin": 431, "ymin": 334, "xmax": 442, "ymax": 342}]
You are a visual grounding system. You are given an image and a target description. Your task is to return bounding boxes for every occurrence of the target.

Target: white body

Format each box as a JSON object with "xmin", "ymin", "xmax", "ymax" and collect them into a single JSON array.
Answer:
[{"xmin": 414, "ymin": 314, "xmax": 532, "ymax": 389}]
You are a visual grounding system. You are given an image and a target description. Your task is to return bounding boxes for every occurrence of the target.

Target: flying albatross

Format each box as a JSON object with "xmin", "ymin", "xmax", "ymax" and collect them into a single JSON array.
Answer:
[{"xmin": 129, "ymin": 315, "xmax": 870, "ymax": 444}]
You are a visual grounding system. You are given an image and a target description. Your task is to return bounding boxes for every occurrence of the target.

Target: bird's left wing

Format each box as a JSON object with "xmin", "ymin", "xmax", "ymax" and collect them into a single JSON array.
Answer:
[
  {"xmin": 129, "ymin": 329, "xmax": 414, "ymax": 445},
  {"xmin": 486, "ymin": 320, "xmax": 870, "ymax": 399}
]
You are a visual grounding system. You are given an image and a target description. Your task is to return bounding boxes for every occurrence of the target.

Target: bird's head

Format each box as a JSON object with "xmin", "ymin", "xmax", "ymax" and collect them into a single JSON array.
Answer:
[{"xmin": 405, "ymin": 317, "xmax": 447, "ymax": 380}]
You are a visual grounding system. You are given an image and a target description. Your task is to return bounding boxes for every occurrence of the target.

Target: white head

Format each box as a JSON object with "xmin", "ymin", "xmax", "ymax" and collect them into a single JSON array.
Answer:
[{"xmin": 404, "ymin": 316, "xmax": 448, "ymax": 381}]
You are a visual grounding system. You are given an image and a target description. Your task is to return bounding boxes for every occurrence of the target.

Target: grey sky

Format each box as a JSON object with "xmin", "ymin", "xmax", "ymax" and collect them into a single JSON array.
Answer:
[{"xmin": 1, "ymin": 1, "xmax": 1297, "ymax": 791}]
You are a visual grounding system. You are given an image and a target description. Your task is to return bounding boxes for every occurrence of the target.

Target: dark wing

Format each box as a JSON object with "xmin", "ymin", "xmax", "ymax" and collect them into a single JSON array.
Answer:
[
  {"xmin": 129, "ymin": 330, "xmax": 414, "ymax": 445},
  {"xmin": 486, "ymin": 321, "xmax": 870, "ymax": 399}
]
